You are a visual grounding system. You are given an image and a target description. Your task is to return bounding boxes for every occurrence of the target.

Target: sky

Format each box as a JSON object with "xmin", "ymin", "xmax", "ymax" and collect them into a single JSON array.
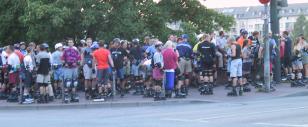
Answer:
[{"xmin": 200, "ymin": 0, "xmax": 308, "ymax": 8}]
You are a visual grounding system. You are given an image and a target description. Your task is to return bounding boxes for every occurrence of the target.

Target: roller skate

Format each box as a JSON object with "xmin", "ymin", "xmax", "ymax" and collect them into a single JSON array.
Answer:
[
  {"xmin": 71, "ymin": 93, "xmax": 79, "ymax": 102},
  {"xmin": 63, "ymin": 92, "xmax": 70, "ymax": 103},
  {"xmin": 143, "ymin": 88, "xmax": 154, "ymax": 98},
  {"xmin": 243, "ymin": 83, "xmax": 251, "ymax": 92},
  {"xmin": 7, "ymin": 91, "xmax": 18, "ymax": 102},
  {"xmin": 154, "ymin": 91, "xmax": 166, "ymax": 101},
  {"xmin": 55, "ymin": 87, "xmax": 62, "ymax": 99},
  {"xmin": 175, "ymin": 89, "xmax": 186, "ymax": 98},
  {"xmin": 227, "ymin": 87, "xmax": 238, "ymax": 96}
]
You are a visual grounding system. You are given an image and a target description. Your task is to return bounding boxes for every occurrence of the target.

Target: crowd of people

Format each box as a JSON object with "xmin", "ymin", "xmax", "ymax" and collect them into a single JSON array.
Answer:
[{"xmin": 0, "ymin": 29, "xmax": 307, "ymax": 104}]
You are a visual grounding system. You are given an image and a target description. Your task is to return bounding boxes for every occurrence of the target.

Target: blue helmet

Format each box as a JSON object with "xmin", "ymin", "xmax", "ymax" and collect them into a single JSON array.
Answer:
[{"xmin": 91, "ymin": 41, "xmax": 99, "ymax": 49}]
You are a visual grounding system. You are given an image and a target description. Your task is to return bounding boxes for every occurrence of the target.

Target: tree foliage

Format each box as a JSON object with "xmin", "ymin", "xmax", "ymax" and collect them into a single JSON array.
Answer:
[
  {"xmin": 0, "ymin": 0, "xmax": 234, "ymax": 45},
  {"xmin": 293, "ymin": 15, "xmax": 308, "ymax": 40}
]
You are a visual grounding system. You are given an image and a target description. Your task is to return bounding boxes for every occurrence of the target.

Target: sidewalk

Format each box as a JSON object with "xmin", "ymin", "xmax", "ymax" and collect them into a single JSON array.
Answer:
[{"xmin": 0, "ymin": 83, "xmax": 307, "ymax": 110}]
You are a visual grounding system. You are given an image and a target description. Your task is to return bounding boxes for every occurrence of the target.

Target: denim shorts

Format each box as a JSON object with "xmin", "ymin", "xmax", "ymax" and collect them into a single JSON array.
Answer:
[{"xmin": 53, "ymin": 68, "xmax": 63, "ymax": 81}]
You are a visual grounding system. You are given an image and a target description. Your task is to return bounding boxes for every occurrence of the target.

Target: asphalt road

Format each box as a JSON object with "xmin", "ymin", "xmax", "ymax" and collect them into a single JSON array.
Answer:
[{"xmin": 1, "ymin": 95, "xmax": 308, "ymax": 127}]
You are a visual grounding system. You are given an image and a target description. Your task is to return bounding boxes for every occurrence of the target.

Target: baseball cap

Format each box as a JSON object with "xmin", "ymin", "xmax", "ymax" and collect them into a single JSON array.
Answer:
[{"xmin": 181, "ymin": 34, "xmax": 189, "ymax": 39}]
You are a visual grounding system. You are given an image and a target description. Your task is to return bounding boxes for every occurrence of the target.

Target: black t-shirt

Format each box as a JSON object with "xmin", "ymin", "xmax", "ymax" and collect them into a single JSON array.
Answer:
[
  {"xmin": 129, "ymin": 46, "xmax": 142, "ymax": 60},
  {"xmin": 197, "ymin": 41, "xmax": 216, "ymax": 63},
  {"xmin": 110, "ymin": 47, "xmax": 127, "ymax": 69},
  {"xmin": 284, "ymin": 37, "xmax": 292, "ymax": 57}
]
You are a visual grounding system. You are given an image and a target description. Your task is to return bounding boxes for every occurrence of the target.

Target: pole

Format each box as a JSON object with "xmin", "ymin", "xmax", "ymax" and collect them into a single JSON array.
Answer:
[
  {"xmin": 263, "ymin": 3, "xmax": 271, "ymax": 92},
  {"xmin": 270, "ymin": 0, "xmax": 281, "ymax": 83}
]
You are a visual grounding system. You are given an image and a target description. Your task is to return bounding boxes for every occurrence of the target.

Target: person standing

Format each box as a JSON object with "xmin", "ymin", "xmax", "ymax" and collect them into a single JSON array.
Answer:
[
  {"xmin": 163, "ymin": 41, "xmax": 178, "ymax": 98},
  {"xmin": 6, "ymin": 46, "xmax": 20, "ymax": 102},
  {"xmin": 81, "ymin": 38, "xmax": 97, "ymax": 99},
  {"xmin": 51, "ymin": 43, "xmax": 64, "ymax": 99},
  {"xmin": 227, "ymin": 37, "xmax": 243, "ymax": 96},
  {"xmin": 110, "ymin": 38, "xmax": 128, "ymax": 97},
  {"xmin": 36, "ymin": 43, "xmax": 51, "ymax": 103},
  {"xmin": 282, "ymin": 31, "xmax": 293, "ymax": 78},
  {"xmin": 61, "ymin": 38, "xmax": 81, "ymax": 103},
  {"xmin": 93, "ymin": 40, "xmax": 114, "ymax": 99}
]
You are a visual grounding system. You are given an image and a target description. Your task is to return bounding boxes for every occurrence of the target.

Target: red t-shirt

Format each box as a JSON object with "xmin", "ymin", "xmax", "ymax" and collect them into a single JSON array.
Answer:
[
  {"xmin": 93, "ymin": 48, "xmax": 110, "ymax": 69},
  {"xmin": 15, "ymin": 50, "xmax": 24, "ymax": 62},
  {"xmin": 162, "ymin": 48, "xmax": 178, "ymax": 70}
]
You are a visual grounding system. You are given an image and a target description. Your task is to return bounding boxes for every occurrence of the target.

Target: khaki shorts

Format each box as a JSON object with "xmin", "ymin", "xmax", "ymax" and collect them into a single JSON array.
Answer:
[
  {"xmin": 83, "ymin": 65, "xmax": 96, "ymax": 80},
  {"xmin": 36, "ymin": 74, "xmax": 51, "ymax": 84},
  {"xmin": 179, "ymin": 58, "xmax": 192, "ymax": 75}
]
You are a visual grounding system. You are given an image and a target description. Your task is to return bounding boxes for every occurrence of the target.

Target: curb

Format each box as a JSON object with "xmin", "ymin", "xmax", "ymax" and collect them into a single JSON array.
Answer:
[{"xmin": 0, "ymin": 99, "xmax": 215, "ymax": 110}]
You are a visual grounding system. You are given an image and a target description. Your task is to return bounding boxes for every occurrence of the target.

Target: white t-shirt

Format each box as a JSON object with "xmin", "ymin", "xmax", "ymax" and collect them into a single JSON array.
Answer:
[
  {"xmin": 7, "ymin": 53, "xmax": 20, "ymax": 73},
  {"xmin": 24, "ymin": 54, "xmax": 34, "ymax": 71},
  {"xmin": 1, "ymin": 51, "xmax": 8, "ymax": 64}
]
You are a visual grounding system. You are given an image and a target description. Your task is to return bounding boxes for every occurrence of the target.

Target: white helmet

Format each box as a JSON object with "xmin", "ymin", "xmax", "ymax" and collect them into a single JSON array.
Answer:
[{"xmin": 55, "ymin": 43, "xmax": 63, "ymax": 49}]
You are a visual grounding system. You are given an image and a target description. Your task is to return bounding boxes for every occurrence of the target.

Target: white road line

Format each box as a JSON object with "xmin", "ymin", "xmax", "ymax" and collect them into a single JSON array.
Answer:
[
  {"xmin": 254, "ymin": 122, "xmax": 308, "ymax": 127},
  {"xmin": 196, "ymin": 106, "xmax": 307, "ymax": 121},
  {"xmin": 162, "ymin": 118, "xmax": 209, "ymax": 123}
]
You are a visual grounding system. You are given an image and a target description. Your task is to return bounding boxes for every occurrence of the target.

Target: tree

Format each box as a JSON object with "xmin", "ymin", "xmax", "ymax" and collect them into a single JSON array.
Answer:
[
  {"xmin": 0, "ymin": 0, "xmax": 235, "ymax": 46},
  {"xmin": 293, "ymin": 15, "xmax": 307, "ymax": 39},
  {"xmin": 0, "ymin": 0, "xmax": 27, "ymax": 45}
]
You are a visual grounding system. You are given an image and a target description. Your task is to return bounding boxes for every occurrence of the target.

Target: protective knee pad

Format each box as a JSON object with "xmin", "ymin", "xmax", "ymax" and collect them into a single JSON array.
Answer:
[
  {"xmin": 65, "ymin": 79, "xmax": 72, "ymax": 88},
  {"xmin": 297, "ymin": 73, "xmax": 302, "ymax": 80},
  {"xmin": 73, "ymin": 79, "xmax": 78, "ymax": 87}
]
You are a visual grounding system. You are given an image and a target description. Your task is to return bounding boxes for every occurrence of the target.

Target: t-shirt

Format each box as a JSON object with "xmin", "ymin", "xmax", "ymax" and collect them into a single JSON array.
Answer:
[
  {"xmin": 15, "ymin": 50, "xmax": 24, "ymax": 62},
  {"xmin": 176, "ymin": 42, "xmax": 192, "ymax": 58},
  {"xmin": 216, "ymin": 36, "xmax": 227, "ymax": 49},
  {"xmin": 7, "ymin": 53, "xmax": 20, "ymax": 73},
  {"xmin": 145, "ymin": 45, "xmax": 156, "ymax": 59},
  {"xmin": 197, "ymin": 41, "xmax": 216, "ymax": 61},
  {"xmin": 36, "ymin": 51, "xmax": 51, "ymax": 75},
  {"xmin": 237, "ymin": 36, "xmax": 252, "ymax": 48},
  {"xmin": 130, "ymin": 46, "xmax": 142, "ymax": 60},
  {"xmin": 51, "ymin": 50, "xmax": 63, "ymax": 65},
  {"xmin": 93, "ymin": 48, "xmax": 110, "ymax": 69},
  {"xmin": 284, "ymin": 37, "xmax": 292, "ymax": 57},
  {"xmin": 24, "ymin": 54, "xmax": 34, "ymax": 71},
  {"xmin": 153, "ymin": 52, "xmax": 164, "ymax": 68},
  {"xmin": 162, "ymin": 48, "xmax": 177, "ymax": 70},
  {"xmin": 62, "ymin": 47, "xmax": 81, "ymax": 68},
  {"xmin": 242, "ymin": 47, "xmax": 252, "ymax": 63},
  {"xmin": 110, "ymin": 47, "xmax": 127, "ymax": 69},
  {"xmin": 82, "ymin": 47, "xmax": 93, "ymax": 65}
]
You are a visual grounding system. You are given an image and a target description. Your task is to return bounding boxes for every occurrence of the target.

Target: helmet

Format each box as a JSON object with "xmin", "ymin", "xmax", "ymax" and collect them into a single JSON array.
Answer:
[
  {"xmin": 113, "ymin": 38, "xmax": 121, "ymax": 44},
  {"xmin": 91, "ymin": 41, "xmax": 99, "ymax": 49},
  {"xmin": 132, "ymin": 38, "xmax": 140, "ymax": 44},
  {"xmin": 42, "ymin": 43, "xmax": 49, "ymax": 49},
  {"xmin": 55, "ymin": 43, "xmax": 63, "ymax": 49},
  {"xmin": 240, "ymin": 29, "xmax": 248, "ymax": 35}
]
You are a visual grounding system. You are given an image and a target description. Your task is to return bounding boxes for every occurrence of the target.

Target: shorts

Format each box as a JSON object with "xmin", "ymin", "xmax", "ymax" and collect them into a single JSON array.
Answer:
[
  {"xmin": 131, "ymin": 64, "xmax": 140, "ymax": 76},
  {"xmin": 153, "ymin": 68, "xmax": 163, "ymax": 80},
  {"xmin": 115, "ymin": 68, "xmax": 124, "ymax": 79},
  {"xmin": 123, "ymin": 61, "xmax": 131, "ymax": 76},
  {"xmin": 242, "ymin": 62, "xmax": 252, "ymax": 74},
  {"xmin": 230, "ymin": 59, "xmax": 242, "ymax": 78},
  {"xmin": 292, "ymin": 60, "xmax": 303, "ymax": 70},
  {"xmin": 9, "ymin": 72, "xmax": 20, "ymax": 86},
  {"xmin": 179, "ymin": 58, "xmax": 192, "ymax": 75},
  {"xmin": 97, "ymin": 69, "xmax": 109, "ymax": 85},
  {"xmin": 283, "ymin": 56, "xmax": 292, "ymax": 68},
  {"xmin": 83, "ymin": 65, "xmax": 96, "ymax": 80},
  {"xmin": 53, "ymin": 68, "xmax": 63, "ymax": 81},
  {"xmin": 201, "ymin": 59, "xmax": 214, "ymax": 70},
  {"xmin": 24, "ymin": 70, "xmax": 33, "ymax": 88},
  {"xmin": 63, "ymin": 67, "xmax": 79, "ymax": 80},
  {"xmin": 36, "ymin": 74, "xmax": 51, "ymax": 85}
]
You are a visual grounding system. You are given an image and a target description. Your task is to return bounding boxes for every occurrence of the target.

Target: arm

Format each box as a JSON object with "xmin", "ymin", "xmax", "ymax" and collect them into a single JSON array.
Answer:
[
  {"xmin": 231, "ymin": 45, "xmax": 236, "ymax": 57},
  {"xmin": 108, "ymin": 54, "xmax": 114, "ymax": 68}
]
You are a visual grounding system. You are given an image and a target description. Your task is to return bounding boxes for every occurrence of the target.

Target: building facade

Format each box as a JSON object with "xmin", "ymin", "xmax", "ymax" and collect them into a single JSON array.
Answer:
[{"xmin": 215, "ymin": 3, "xmax": 308, "ymax": 36}]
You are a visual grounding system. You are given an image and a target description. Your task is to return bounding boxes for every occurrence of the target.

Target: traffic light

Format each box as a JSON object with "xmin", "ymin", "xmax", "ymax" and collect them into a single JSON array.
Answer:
[{"xmin": 277, "ymin": 0, "xmax": 288, "ymax": 8}]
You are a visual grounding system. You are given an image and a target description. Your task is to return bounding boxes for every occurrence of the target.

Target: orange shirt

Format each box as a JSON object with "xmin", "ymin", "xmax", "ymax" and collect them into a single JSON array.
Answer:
[
  {"xmin": 93, "ymin": 48, "xmax": 110, "ymax": 69},
  {"xmin": 237, "ymin": 36, "xmax": 252, "ymax": 48}
]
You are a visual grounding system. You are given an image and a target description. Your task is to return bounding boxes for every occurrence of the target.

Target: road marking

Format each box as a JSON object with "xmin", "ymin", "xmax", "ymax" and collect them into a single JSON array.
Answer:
[
  {"xmin": 162, "ymin": 118, "xmax": 209, "ymax": 123},
  {"xmin": 254, "ymin": 122, "xmax": 308, "ymax": 127},
  {"xmin": 196, "ymin": 106, "xmax": 307, "ymax": 121}
]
